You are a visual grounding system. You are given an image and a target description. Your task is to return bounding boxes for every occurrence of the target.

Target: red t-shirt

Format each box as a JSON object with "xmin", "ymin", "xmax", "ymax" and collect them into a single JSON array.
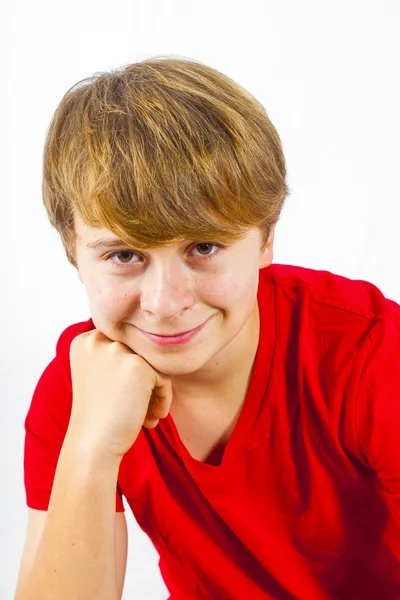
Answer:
[{"xmin": 24, "ymin": 264, "xmax": 400, "ymax": 599}]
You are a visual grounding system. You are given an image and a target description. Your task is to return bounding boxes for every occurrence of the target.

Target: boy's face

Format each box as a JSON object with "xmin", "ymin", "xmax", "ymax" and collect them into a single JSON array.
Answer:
[{"xmin": 74, "ymin": 214, "xmax": 274, "ymax": 377}]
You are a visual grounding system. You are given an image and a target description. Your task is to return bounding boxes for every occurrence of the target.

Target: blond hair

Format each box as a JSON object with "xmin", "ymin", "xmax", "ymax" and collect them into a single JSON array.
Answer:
[{"xmin": 43, "ymin": 57, "xmax": 288, "ymax": 265}]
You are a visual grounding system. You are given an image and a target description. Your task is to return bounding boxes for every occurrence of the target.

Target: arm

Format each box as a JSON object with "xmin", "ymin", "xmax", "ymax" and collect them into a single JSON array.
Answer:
[
  {"xmin": 14, "ymin": 435, "xmax": 127, "ymax": 600},
  {"xmin": 17, "ymin": 328, "xmax": 172, "ymax": 600},
  {"xmin": 14, "ymin": 509, "xmax": 127, "ymax": 600},
  {"xmin": 353, "ymin": 303, "xmax": 400, "ymax": 587}
]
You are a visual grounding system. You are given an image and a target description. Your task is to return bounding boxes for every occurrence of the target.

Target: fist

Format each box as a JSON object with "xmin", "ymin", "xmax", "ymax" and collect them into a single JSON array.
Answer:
[{"xmin": 68, "ymin": 330, "xmax": 173, "ymax": 457}]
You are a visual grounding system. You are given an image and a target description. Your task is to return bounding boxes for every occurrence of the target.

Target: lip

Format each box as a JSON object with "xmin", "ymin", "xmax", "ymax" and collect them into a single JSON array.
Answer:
[{"xmin": 134, "ymin": 319, "xmax": 210, "ymax": 346}]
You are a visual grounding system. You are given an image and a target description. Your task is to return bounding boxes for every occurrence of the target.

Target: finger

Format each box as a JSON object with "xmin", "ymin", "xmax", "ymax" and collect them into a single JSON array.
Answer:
[
  {"xmin": 146, "ymin": 393, "xmax": 168, "ymax": 422},
  {"xmin": 143, "ymin": 414, "xmax": 160, "ymax": 429},
  {"xmin": 142, "ymin": 376, "xmax": 172, "ymax": 429},
  {"xmin": 151, "ymin": 377, "xmax": 173, "ymax": 419}
]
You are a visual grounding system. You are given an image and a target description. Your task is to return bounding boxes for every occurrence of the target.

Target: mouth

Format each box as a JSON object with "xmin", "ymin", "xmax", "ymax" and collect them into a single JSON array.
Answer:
[{"xmin": 133, "ymin": 318, "xmax": 211, "ymax": 346}]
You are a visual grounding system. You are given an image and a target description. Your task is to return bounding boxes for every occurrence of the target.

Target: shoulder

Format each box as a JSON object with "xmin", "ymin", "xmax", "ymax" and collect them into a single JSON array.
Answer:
[
  {"xmin": 265, "ymin": 263, "xmax": 396, "ymax": 324},
  {"xmin": 27, "ymin": 318, "xmax": 96, "ymax": 421},
  {"xmin": 261, "ymin": 264, "xmax": 400, "ymax": 370}
]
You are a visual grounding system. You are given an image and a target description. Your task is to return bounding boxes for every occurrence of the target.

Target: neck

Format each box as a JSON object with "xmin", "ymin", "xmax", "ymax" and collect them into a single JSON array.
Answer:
[{"xmin": 170, "ymin": 303, "xmax": 260, "ymax": 409}]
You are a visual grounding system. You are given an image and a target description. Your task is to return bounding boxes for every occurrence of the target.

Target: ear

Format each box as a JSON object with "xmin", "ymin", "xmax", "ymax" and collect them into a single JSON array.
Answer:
[{"xmin": 259, "ymin": 224, "xmax": 276, "ymax": 269}]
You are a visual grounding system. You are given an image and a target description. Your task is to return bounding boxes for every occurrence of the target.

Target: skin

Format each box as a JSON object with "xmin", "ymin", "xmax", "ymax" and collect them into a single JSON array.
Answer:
[
  {"xmin": 14, "ymin": 219, "xmax": 277, "ymax": 600},
  {"xmin": 73, "ymin": 214, "xmax": 275, "ymax": 409}
]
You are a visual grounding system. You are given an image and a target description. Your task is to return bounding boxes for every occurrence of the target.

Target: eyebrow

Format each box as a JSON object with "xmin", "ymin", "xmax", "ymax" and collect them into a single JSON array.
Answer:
[{"xmin": 86, "ymin": 237, "xmax": 131, "ymax": 250}]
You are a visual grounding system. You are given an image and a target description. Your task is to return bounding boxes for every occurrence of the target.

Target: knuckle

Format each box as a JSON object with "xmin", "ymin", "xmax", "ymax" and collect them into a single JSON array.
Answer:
[{"xmin": 70, "ymin": 330, "xmax": 97, "ymax": 357}]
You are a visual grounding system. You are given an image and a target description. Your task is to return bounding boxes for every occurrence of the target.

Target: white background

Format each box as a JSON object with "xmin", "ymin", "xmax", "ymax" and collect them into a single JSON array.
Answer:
[{"xmin": 1, "ymin": 1, "xmax": 399, "ymax": 598}]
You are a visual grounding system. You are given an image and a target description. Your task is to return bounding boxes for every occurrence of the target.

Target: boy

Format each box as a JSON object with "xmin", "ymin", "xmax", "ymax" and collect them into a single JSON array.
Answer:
[{"xmin": 15, "ymin": 57, "xmax": 400, "ymax": 599}]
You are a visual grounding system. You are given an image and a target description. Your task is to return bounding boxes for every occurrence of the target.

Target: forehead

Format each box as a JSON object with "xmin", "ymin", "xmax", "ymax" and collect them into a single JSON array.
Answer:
[
  {"xmin": 74, "ymin": 213, "xmax": 263, "ymax": 251},
  {"xmin": 76, "ymin": 225, "xmax": 121, "ymax": 248},
  {"xmin": 75, "ymin": 214, "xmax": 113, "ymax": 239},
  {"xmin": 75, "ymin": 214, "xmax": 133, "ymax": 249},
  {"xmin": 75, "ymin": 216, "xmax": 182, "ymax": 252}
]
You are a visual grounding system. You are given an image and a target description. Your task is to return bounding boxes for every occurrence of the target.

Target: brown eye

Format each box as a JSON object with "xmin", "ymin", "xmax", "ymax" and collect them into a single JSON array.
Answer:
[
  {"xmin": 194, "ymin": 243, "xmax": 215, "ymax": 256},
  {"xmin": 115, "ymin": 251, "xmax": 136, "ymax": 263}
]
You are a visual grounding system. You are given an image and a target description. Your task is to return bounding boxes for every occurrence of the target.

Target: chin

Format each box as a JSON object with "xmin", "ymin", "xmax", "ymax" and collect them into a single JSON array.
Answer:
[{"xmin": 141, "ymin": 354, "xmax": 205, "ymax": 377}]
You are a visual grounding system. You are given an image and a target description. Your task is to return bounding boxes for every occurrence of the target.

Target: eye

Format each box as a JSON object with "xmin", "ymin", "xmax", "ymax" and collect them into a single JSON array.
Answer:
[
  {"xmin": 191, "ymin": 243, "xmax": 221, "ymax": 258},
  {"xmin": 116, "ymin": 251, "xmax": 138, "ymax": 263},
  {"xmin": 106, "ymin": 250, "xmax": 141, "ymax": 267}
]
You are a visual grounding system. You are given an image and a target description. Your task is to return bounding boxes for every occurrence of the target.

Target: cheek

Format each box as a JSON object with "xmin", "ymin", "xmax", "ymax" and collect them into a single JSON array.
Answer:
[
  {"xmin": 84, "ymin": 278, "xmax": 135, "ymax": 321},
  {"xmin": 199, "ymin": 263, "xmax": 259, "ymax": 307}
]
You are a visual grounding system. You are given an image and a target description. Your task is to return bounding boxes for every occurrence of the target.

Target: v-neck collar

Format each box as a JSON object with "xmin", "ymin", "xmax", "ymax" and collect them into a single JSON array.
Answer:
[{"xmin": 157, "ymin": 266, "xmax": 276, "ymax": 487}]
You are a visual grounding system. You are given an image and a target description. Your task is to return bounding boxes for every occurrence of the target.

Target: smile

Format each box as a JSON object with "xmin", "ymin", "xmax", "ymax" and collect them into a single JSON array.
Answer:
[{"xmin": 134, "ymin": 319, "xmax": 210, "ymax": 346}]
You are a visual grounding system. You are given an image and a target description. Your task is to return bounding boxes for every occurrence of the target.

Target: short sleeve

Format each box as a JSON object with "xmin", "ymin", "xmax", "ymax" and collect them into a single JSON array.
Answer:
[
  {"xmin": 24, "ymin": 323, "xmax": 125, "ymax": 513},
  {"xmin": 356, "ymin": 299, "xmax": 400, "ymax": 516},
  {"xmin": 346, "ymin": 298, "xmax": 400, "ymax": 591}
]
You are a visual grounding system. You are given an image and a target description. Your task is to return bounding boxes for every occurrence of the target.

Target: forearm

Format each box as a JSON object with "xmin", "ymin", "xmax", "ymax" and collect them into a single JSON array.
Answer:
[{"xmin": 17, "ymin": 433, "xmax": 122, "ymax": 600}]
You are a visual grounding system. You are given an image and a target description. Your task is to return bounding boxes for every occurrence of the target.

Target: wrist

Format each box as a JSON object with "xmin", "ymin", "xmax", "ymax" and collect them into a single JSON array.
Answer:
[{"xmin": 62, "ymin": 426, "xmax": 124, "ymax": 470}]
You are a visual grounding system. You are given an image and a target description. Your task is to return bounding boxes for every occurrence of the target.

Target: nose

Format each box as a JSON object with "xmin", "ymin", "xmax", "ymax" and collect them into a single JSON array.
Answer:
[{"xmin": 139, "ymin": 261, "xmax": 195, "ymax": 319}]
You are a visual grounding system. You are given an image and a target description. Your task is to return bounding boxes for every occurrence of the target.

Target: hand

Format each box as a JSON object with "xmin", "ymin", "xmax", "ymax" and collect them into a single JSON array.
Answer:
[{"xmin": 68, "ymin": 329, "xmax": 173, "ymax": 458}]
